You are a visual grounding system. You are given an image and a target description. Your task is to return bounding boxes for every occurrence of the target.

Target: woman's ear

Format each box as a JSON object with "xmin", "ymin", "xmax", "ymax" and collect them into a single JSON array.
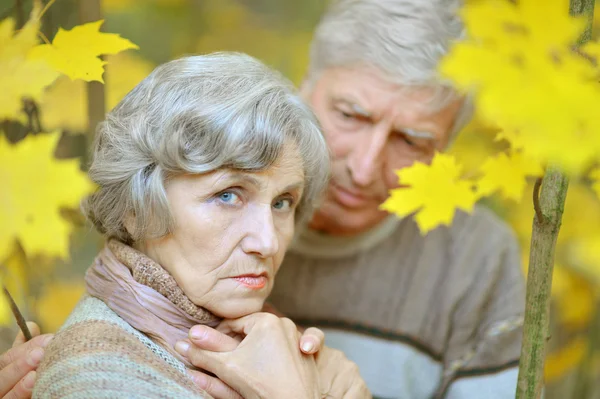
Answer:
[{"xmin": 123, "ymin": 212, "xmax": 137, "ymax": 239}]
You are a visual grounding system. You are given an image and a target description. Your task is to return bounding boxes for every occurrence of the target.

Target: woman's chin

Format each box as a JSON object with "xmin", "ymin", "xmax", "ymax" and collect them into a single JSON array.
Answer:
[{"xmin": 208, "ymin": 298, "xmax": 266, "ymax": 319}]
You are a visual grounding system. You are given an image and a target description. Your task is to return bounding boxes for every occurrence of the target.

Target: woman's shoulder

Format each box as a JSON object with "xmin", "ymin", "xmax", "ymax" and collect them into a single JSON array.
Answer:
[{"xmin": 33, "ymin": 296, "xmax": 207, "ymax": 399}]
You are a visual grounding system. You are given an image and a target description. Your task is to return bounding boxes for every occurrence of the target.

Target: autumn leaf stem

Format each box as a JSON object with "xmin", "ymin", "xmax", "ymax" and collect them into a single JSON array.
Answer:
[{"xmin": 516, "ymin": 166, "xmax": 569, "ymax": 399}]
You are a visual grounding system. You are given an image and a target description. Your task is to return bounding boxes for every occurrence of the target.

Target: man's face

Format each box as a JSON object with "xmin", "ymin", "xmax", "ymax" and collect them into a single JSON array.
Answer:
[{"xmin": 302, "ymin": 65, "xmax": 462, "ymax": 235}]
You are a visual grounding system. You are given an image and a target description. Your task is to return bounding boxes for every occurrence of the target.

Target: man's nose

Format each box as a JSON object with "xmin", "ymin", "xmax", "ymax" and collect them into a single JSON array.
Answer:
[
  {"xmin": 347, "ymin": 126, "xmax": 388, "ymax": 187},
  {"xmin": 240, "ymin": 205, "xmax": 279, "ymax": 258}
]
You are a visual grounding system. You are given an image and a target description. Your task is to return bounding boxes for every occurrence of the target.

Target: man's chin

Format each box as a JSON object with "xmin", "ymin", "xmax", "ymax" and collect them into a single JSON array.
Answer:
[{"xmin": 309, "ymin": 202, "xmax": 388, "ymax": 236}]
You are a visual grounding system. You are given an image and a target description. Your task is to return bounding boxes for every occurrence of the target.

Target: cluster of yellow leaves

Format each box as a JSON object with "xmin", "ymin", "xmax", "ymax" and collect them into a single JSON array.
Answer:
[
  {"xmin": 0, "ymin": 4, "xmax": 58, "ymax": 121},
  {"xmin": 441, "ymin": 0, "xmax": 600, "ymax": 174},
  {"xmin": 0, "ymin": 132, "xmax": 96, "ymax": 261},
  {"xmin": 383, "ymin": 0, "xmax": 600, "ymax": 235},
  {"xmin": 1, "ymin": 3, "xmax": 139, "ymax": 328},
  {"xmin": 1, "ymin": 4, "xmax": 138, "ymax": 263}
]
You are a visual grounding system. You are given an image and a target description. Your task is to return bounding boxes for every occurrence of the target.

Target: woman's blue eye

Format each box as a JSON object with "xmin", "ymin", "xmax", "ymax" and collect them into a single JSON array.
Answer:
[
  {"xmin": 273, "ymin": 198, "xmax": 292, "ymax": 210},
  {"xmin": 219, "ymin": 191, "xmax": 239, "ymax": 203}
]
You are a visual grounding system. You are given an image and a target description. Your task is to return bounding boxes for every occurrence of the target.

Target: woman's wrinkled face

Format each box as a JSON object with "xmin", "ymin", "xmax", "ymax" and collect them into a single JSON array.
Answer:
[{"xmin": 135, "ymin": 143, "xmax": 305, "ymax": 319}]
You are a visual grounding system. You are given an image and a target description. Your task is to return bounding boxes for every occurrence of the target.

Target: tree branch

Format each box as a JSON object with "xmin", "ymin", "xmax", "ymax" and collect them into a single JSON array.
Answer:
[
  {"xmin": 516, "ymin": 2, "xmax": 594, "ymax": 397},
  {"xmin": 2, "ymin": 285, "xmax": 32, "ymax": 341}
]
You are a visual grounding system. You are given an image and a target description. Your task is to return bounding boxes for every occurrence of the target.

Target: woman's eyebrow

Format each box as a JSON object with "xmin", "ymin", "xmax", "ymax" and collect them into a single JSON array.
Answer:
[
  {"xmin": 282, "ymin": 181, "xmax": 304, "ymax": 194},
  {"xmin": 216, "ymin": 172, "xmax": 263, "ymax": 189}
]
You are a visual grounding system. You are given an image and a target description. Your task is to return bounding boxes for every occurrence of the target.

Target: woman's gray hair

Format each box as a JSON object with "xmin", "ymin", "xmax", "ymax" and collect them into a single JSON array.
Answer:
[
  {"xmin": 82, "ymin": 52, "xmax": 330, "ymax": 243},
  {"xmin": 307, "ymin": 0, "xmax": 474, "ymax": 139}
]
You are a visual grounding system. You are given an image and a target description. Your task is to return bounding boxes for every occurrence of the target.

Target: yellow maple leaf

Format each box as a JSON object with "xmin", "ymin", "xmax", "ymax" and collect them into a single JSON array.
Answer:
[
  {"xmin": 381, "ymin": 153, "xmax": 477, "ymax": 234},
  {"xmin": 591, "ymin": 167, "xmax": 600, "ymax": 199},
  {"xmin": 0, "ymin": 132, "xmax": 95, "ymax": 260},
  {"xmin": 29, "ymin": 20, "xmax": 138, "ymax": 83},
  {"xmin": 476, "ymin": 151, "xmax": 543, "ymax": 201},
  {"xmin": 0, "ymin": 3, "xmax": 60, "ymax": 121},
  {"xmin": 40, "ymin": 52, "xmax": 154, "ymax": 132}
]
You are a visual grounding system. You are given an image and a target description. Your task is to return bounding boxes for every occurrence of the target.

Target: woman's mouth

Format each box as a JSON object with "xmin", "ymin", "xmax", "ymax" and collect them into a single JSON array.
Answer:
[{"xmin": 231, "ymin": 273, "xmax": 268, "ymax": 289}]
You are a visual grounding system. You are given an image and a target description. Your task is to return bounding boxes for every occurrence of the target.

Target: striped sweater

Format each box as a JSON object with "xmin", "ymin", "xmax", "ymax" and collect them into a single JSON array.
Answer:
[
  {"xmin": 269, "ymin": 206, "xmax": 526, "ymax": 399},
  {"xmin": 33, "ymin": 296, "xmax": 208, "ymax": 399}
]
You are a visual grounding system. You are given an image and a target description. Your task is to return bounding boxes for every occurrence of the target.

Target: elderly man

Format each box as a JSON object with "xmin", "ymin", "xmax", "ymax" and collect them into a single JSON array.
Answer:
[
  {"xmin": 264, "ymin": 1, "xmax": 525, "ymax": 398},
  {"xmin": 1, "ymin": 0, "xmax": 524, "ymax": 398}
]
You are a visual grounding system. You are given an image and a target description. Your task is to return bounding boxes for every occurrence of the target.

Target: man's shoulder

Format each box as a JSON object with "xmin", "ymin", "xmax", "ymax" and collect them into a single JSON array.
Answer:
[
  {"xmin": 417, "ymin": 205, "xmax": 519, "ymax": 253},
  {"xmin": 449, "ymin": 205, "xmax": 515, "ymax": 242}
]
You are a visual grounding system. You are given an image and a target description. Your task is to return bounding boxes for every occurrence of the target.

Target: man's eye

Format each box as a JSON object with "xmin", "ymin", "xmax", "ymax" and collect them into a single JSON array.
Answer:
[
  {"xmin": 403, "ymin": 136, "xmax": 415, "ymax": 147},
  {"xmin": 336, "ymin": 109, "xmax": 355, "ymax": 119},
  {"xmin": 273, "ymin": 198, "xmax": 293, "ymax": 211},
  {"xmin": 218, "ymin": 191, "xmax": 241, "ymax": 204}
]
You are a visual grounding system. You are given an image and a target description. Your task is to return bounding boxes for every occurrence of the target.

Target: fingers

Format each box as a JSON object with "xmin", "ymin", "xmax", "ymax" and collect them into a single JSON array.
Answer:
[
  {"xmin": 188, "ymin": 325, "xmax": 239, "ymax": 352},
  {"xmin": 299, "ymin": 327, "xmax": 325, "ymax": 355},
  {"xmin": 1, "ymin": 334, "xmax": 52, "ymax": 370},
  {"xmin": 12, "ymin": 323, "xmax": 41, "ymax": 348},
  {"xmin": 3, "ymin": 371, "xmax": 36, "ymax": 399},
  {"xmin": 344, "ymin": 380, "xmax": 372, "ymax": 399},
  {"xmin": 0, "ymin": 346, "xmax": 43, "ymax": 398},
  {"xmin": 216, "ymin": 312, "xmax": 281, "ymax": 337},
  {"xmin": 187, "ymin": 370, "xmax": 243, "ymax": 399},
  {"xmin": 175, "ymin": 340, "xmax": 227, "ymax": 378}
]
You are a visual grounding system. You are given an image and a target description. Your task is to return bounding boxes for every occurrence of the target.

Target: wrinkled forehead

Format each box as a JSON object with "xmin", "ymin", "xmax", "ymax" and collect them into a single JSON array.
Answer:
[{"xmin": 319, "ymin": 65, "xmax": 458, "ymax": 108}]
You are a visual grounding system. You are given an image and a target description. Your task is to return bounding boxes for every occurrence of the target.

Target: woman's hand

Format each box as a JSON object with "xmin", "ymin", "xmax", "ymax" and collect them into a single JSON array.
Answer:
[
  {"xmin": 315, "ymin": 346, "xmax": 371, "ymax": 399},
  {"xmin": 0, "ymin": 322, "xmax": 53, "ymax": 399},
  {"xmin": 180, "ymin": 321, "xmax": 325, "ymax": 399},
  {"xmin": 176, "ymin": 313, "xmax": 321, "ymax": 399}
]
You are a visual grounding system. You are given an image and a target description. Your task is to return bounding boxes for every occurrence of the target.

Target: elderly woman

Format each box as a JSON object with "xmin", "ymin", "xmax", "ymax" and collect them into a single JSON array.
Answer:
[{"xmin": 31, "ymin": 52, "xmax": 362, "ymax": 399}]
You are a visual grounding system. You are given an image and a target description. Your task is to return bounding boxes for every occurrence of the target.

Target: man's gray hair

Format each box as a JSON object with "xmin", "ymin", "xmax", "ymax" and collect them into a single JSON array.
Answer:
[
  {"xmin": 308, "ymin": 0, "xmax": 474, "ymax": 138},
  {"xmin": 82, "ymin": 52, "xmax": 330, "ymax": 243}
]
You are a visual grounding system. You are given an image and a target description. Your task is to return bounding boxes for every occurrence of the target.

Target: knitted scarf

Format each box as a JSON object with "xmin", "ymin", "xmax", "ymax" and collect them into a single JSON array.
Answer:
[{"xmin": 85, "ymin": 239, "xmax": 221, "ymax": 367}]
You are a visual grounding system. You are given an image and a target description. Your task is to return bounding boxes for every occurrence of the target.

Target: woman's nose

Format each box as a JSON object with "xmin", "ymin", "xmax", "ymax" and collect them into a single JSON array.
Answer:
[{"xmin": 240, "ymin": 205, "xmax": 280, "ymax": 258}]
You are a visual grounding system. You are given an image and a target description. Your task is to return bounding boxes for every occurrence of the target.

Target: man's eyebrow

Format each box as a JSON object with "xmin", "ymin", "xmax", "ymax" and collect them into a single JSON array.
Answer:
[{"xmin": 334, "ymin": 98, "xmax": 372, "ymax": 118}]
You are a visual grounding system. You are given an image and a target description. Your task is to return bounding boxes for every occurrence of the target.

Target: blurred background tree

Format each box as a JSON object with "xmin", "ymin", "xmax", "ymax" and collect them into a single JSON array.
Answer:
[{"xmin": 0, "ymin": 0, "xmax": 599, "ymax": 397}]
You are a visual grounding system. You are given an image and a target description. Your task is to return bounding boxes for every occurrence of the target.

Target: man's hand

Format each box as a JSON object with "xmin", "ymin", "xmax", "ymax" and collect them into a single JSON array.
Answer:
[
  {"xmin": 180, "ymin": 322, "xmax": 326, "ymax": 399},
  {"xmin": 315, "ymin": 346, "xmax": 371, "ymax": 398},
  {"xmin": 0, "ymin": 322, "xmax": 53, "ymax": 399}
]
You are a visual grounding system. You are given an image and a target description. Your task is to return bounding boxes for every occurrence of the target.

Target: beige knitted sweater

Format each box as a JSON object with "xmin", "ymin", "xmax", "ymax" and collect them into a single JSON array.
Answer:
[
  {"xmin": 33, "ymin": 242, "xmax": 213, "ymax": 399},
  {"xmin": 33, "ymin": 296, "xmax": 209, "ymax": 398}
]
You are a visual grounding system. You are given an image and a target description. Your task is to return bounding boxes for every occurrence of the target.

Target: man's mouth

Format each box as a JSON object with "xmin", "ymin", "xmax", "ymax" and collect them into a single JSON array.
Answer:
[{"xmin": 329, "ymin": 182, "xmax": 373, "ymax": 209}]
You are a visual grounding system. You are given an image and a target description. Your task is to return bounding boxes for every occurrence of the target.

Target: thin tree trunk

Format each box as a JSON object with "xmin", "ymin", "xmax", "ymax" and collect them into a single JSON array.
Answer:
[
  {"xmin": 516, "ymin": 3, "xmax": 595, "ymax": 396},
  {"xmin": 78, "ymin": 0, "xmax": 105, "ymax": 145},
  {"xmin": 516, "ymin": 168, "xmax": 569, "ymax": 399}
]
